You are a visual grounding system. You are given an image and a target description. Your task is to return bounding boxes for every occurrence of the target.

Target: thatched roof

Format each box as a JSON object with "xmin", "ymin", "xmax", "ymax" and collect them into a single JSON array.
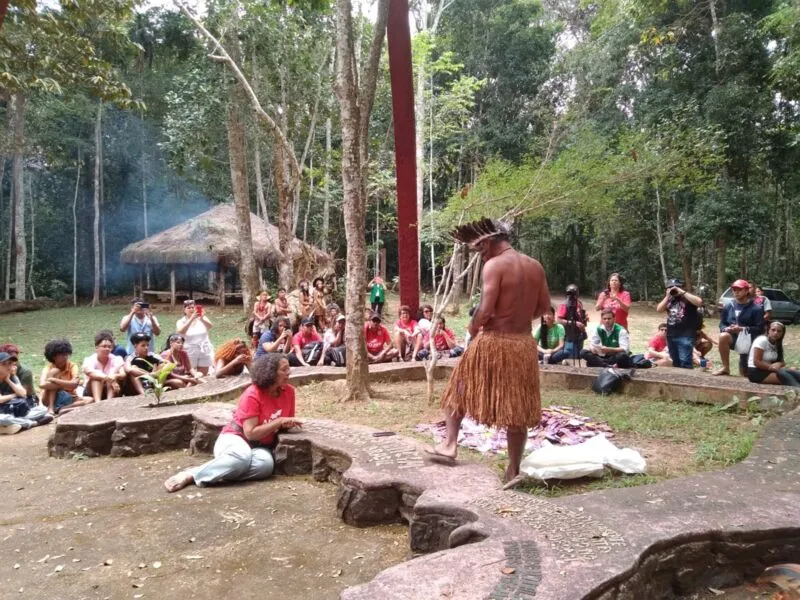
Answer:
[{"xmin": 120, "ymin": 204, "xmax": 330, "ymax": 269}]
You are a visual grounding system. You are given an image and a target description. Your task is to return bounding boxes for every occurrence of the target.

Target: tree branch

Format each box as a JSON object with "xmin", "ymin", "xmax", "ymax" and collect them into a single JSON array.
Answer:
[
  {"xmin": 175, "ymin": 0, "xmax": 303, "ymax": 192},
  {"xmin": 358, "ymin": 0, "xmax": 390, "ymax": 152}
]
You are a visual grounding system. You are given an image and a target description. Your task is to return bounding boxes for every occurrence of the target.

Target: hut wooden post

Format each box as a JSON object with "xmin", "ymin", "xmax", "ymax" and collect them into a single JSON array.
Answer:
[
  {"xmin": 169, "ymin": 267, "xmax": 176, "ymax": 307},
  {"xmin": 218, "ymin": 264, "xmax": 226, "ymax": 307}
]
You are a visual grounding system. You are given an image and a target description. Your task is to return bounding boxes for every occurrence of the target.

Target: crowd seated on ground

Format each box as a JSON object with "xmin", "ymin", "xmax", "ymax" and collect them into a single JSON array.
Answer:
[{"xmin": 3, "ymin": 273, "xmax": 798, "ymax": 433}]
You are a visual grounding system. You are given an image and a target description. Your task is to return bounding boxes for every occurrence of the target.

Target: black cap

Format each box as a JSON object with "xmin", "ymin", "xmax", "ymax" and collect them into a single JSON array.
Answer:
[
  {"xmin": 666, "ymin": 277, "xmax": 684, "ymax": 288},
  {"xmin": 130, "ymin": 332, "xmax": 151, "ymax": 344},
  {"xmin": 370, "ymin": 312, "xmax": 382, "ymax": 322},
  {"xmin": 301, "ymin": 318, "xmax": 315, "ymax": 326}
]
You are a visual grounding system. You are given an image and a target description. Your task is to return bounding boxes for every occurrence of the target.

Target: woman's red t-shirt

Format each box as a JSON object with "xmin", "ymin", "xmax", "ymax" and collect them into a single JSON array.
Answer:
[{"xmin": 221, "ymin": 383, "xmax": 296, "ymax": 446}]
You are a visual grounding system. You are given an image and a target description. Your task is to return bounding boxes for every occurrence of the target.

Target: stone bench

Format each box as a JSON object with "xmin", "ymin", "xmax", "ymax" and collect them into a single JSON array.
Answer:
[{"xmin": 44, "ymin": 356, "xmax": 800, "ymax": 599}]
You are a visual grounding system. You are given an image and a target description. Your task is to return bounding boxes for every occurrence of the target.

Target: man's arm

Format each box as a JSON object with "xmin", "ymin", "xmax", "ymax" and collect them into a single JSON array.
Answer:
[
  {"xmin": 468, "ymin": 261, "xmax": 501, "ymax": 337},
  {"xmin": 617, "ymin": 328, "xmax": 630, "ymax": 352}
]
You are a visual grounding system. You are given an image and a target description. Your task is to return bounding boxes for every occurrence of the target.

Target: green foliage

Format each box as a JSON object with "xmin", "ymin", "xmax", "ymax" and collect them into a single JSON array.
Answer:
[{"xmin": 138, "ymin": 361, "xmax": 177, "ymax": 405}]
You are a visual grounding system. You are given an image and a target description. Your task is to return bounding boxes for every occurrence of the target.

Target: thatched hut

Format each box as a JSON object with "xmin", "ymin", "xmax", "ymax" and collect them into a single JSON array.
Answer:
[{"xmin": 120, "ymin": 204, "xmax": 331, "ymax": 306}]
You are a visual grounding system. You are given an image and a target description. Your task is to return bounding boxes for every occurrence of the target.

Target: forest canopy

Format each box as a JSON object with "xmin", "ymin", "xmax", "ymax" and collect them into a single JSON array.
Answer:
[{"xmin": 1, "ymin": 0, "xmax": 799, "ymax": 304}]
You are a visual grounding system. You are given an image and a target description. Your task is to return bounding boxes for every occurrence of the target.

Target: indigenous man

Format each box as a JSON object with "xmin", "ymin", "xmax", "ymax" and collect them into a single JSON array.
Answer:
[{"xmin": 426, "ymin": 218, "xmax": 551, "ymax": 483}]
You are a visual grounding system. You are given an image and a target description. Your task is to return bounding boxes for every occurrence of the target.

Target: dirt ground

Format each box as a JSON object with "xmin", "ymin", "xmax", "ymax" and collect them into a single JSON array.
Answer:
[{"xmin": 1, "ymin": 426, "xmax": 408, "ymax": 600}]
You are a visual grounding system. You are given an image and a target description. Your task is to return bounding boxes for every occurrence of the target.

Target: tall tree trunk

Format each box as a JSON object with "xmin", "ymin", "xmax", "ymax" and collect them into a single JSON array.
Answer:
[
  {"xmin": 334, "ymin": 0, "xmax": 390, "ymax": 402},
  {"xmin": 11, "ymin": 92, "xmax": 27, "ymax": 300},
  {"xmin": 715, "ymin": 233, "xmax": 727, "ymax": 299},
  {"xmin": 415, "ymin": 62, "xmax": 425, "ymax": 278},
  {"xmin": 4, "ymin": 172, "xmax": 12, "ymax": 300},
  {"xmin": 274, "ymin": 138, "xmax": 295, "ymax": 288},
  {"xmin": 227, "ymin": 72, "xmax": 259, "ymax": 313},
  {"xmin": 254, "ymin": 139, "xmax": 268, "ymax": 223},
  {"xmin": 709, "ymin": 0, "xmax": 721, "ymax": 77},
  {"xmin": 27, "ymin": 172, "xmax": 34, "ymax": 297},
  {"xmin": 0, "ymin": 157, "xmax": 5, "ymax": 299},
  {"xmin": 303, "ymin": 153, "xmax": 313, "ymax": 242},
  {"xmin": 322, "ymin": 117, "xmax": 332, "ymax": 253},
  {"xmin": 667, "ymin": 193, "xmax": 692, "ymax": 290},
  {"xmin": 92, "ymin": 103, "xmax": 102, "ymax": 306},
  {"xmin": 72, "ymin": 151, "xmax": 81, "ymax": 306},
  {"xmin": 251, "ymin": 43, "xmax": 268, "ymax": 225},
  {"xmin": 655, "ymin": 187, "xmax": 668, "ymax": 284}
]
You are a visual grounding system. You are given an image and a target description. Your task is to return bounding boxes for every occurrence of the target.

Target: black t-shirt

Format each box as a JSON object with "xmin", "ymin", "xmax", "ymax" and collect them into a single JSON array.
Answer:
[
  {"xmin": 127, "ymin": 353, "xmax": 163, "ymax": 373},
  {"xmin": 666, "ymin": 297, "xmax": 699, "ymax": 338}
]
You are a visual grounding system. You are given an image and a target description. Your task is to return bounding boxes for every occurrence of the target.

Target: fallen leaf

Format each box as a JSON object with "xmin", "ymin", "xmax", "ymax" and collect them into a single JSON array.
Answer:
[
  {"xmin": 332, "ymin": 569, "xmax": 342, "ymax": 578},
  {"xmin": 54, "ymin": 565, "xmax": 64, "ymax": 573},
  {"xmin": 501, "ymin": 567, "xmax": 516, "ymax": 575},
  {"xmin": 152, "ymin": 561, "xmax": 161, "ymax": 569},
  {"xmin": 707, "ymin": 587, "xmax": 724, "ymax": 596},
  {"xmin": 103, "ymin": 559, "xmax": 114, "ymax": 566}
]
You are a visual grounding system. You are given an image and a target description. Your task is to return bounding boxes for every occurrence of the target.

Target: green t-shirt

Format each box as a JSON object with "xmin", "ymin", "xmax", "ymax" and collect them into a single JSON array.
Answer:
[
  {"xmin": 533, "ymin": 323, "xmax": 565, "ymax": 350},
  {"xmin": 369, "ymin": 283, "xmax": 386, "ymax": 304}
]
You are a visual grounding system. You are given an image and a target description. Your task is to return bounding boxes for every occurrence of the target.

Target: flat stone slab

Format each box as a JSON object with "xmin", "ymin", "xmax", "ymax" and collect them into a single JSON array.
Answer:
[{"xmin": 541, "ymin": 363, "xmax": 799, "ymax": 411}]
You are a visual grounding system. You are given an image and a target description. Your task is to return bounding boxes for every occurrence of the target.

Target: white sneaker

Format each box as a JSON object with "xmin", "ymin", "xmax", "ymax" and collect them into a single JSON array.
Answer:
[{"xmin": 0, "ymin": 424, "xmax": 23, "ymax": 435}]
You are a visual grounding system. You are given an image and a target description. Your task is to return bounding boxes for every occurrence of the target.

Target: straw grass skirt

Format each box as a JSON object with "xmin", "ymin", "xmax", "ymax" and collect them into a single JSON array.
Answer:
[{"xmin": 440, "ymin": 331, "xmax": 541, "ymax": 428}]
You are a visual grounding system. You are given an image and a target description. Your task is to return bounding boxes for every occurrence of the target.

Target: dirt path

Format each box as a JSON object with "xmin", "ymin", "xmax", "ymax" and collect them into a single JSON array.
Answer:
[{"xmin": 2, "ymin": 426, "xmax": 407, "ymax": 599}]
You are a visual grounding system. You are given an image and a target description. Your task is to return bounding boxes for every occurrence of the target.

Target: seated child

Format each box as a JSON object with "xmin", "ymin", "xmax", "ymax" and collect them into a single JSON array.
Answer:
[{"xmin": 39, "ymin": 339, "xmax": 94, "ymax": 415}]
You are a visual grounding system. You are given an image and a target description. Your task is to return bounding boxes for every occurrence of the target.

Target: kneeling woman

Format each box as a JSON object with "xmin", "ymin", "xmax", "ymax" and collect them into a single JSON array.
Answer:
[
  {"xmin": 164, "ymin": 354, "xmax": 301, "ymax": 492},
  {"xmin": 747, "ymin": 322, "xmax": 800, "ymax": 387}
]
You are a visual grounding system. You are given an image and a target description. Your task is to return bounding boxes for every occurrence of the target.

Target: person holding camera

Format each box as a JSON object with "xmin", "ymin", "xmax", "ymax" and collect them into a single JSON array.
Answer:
[
  {"xmin": 656, "ymin": 277, "xmax": 703, "ymax": 369},
  {"xmin": 177, "ymin": 299, "xmax": 214, "ymax": 375},
  {"xmin": 120, "ymin": 297, "xmax": 161, "ymax": 355},
  {"xmin": 553, "ymin": 284, "xmax": 588, "ymax": 364}
]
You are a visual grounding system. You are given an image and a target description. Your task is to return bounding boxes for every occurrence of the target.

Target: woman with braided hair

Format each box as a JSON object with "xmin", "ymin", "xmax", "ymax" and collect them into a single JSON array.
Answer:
[{"xmin": 424, "ymin": 218, "xmax": 551, "ymax": 484}]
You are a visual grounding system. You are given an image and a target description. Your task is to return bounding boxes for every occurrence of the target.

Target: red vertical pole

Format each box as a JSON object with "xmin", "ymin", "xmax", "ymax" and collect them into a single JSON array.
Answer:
[{"xmin": 386, "ymin": 0, "xmax": 419, "ymax": 315}]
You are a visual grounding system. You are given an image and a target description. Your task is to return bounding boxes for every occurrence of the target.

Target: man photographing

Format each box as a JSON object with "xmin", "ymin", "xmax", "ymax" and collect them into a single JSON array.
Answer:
[
  {"xmin": 656, "ymin": 277, "xmax": 703, "ymax": 369},
  {"xmin": 554, "ymin": 284, "xmax": 588, "ymax": 364}
]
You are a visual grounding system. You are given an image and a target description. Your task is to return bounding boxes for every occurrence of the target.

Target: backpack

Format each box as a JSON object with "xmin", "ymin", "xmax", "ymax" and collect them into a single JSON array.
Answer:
[
  {"xmin": 591, "ymin": 368, "xmax": 633, "ymax": 395},
  {"xmin": 630, "ymin": 353, "xmax": 653, "ymax": 369}
]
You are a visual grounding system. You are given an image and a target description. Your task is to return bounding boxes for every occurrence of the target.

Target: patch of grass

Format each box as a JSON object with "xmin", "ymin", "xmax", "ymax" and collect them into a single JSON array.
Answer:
[{"xmin": 296, "ymin": 381, "xmax": 769, "ymax": 497}]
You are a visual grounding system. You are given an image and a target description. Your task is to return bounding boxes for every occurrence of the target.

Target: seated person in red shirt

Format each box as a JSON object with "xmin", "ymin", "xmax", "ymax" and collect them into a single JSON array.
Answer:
[
  {"xmin": 365, "ymin": 312, "xmax": 399, "ymax": 363},
  {"xmin": 645, "ymin": 323, "xmax": 672, "ymax": 367},
  {"xmin": 290, "ymin": 318, "xmax": 323, "ymax": 367},
  {"xmin": 393, "ymin": 305, "xmax": 422, "ymax": 361},
  {"xmin": 416, "ymin": 316, "xmax": 464, "ymax": 360},
  {"xmin": 164, "ymin": 354, "xmax": 301, "ymax": 492}
]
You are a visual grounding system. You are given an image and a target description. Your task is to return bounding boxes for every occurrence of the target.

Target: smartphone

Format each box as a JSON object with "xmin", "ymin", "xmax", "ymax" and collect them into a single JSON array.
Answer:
[
  {"xmin": 139, "ymin": 302, "xmax": 150, "ymax": 309},
  {"xmin": 196, "ymin": 304, "xmax": 204, "ymax": 315}
]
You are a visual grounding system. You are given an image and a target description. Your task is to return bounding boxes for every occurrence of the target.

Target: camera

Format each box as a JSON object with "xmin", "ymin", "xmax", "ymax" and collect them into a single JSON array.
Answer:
[
  {"xmin": 669, "ymin": 288, "xmax": 679, "ymax": 297},
  {"xmin": 139, "ymin": 302, "xmax": 150, "ymax": 309}
]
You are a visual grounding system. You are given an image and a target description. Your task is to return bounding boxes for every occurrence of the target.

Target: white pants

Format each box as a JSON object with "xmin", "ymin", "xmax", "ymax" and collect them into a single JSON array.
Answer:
[{"xmin": 191, "ymin": 433, "xmax": 274, "ymax": 487}]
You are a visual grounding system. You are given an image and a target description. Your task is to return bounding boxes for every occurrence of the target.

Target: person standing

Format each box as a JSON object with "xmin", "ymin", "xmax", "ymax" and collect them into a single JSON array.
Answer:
[
  {"xmin": 595, "ymin": 273, "xmax": 631, "ymax": 331},
  {"xmin": 368, "ymin": 276, "xmax": 386, "ymax": 316},
  {"xmin": 425, "ymin": 218, "xmax": 550, "ymax": 484},
  {"xmin": 553, "ymin": 284, "xmax": 588, "ymax": 364},
  {"xmin": 176, "ymin": 300, "xmax": 214, "ymax": 375},
  {"xmin": 713, "ymin": 279, "xmax": 764, "ymax": 377},
  {"xmin": 656, "ymin": 277, "xmax": 703, "ymax": 369},
  {"xmin": 120, "ymin": 298, "xmax": 161, "ymax": 354}
]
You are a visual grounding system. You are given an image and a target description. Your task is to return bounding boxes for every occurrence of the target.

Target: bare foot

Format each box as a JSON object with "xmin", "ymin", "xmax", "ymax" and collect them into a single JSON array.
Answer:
[
  {"xmin": 423, "ymin": 444, "xmax": 457, "ymax": 464},
  {"xmin": 164, "ymin": 470, "xmax": 195, "ymax": 493},
  {"xmin": 504, "ymin": 465, "xmax": 520, "ymax": 484},
  {"xmin": 711, "ymin": 368, "xmax": 729, "ymax": 376}
]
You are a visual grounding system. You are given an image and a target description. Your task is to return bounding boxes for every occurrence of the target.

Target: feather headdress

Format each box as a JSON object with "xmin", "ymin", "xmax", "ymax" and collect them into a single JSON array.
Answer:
[{"xmin": 450, "ymin": 218, "xmax": 510, "ymax": 246}]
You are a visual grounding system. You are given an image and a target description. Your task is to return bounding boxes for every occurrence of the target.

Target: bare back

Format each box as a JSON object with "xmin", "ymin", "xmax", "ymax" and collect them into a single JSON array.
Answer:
[{"xmin": 480, "ymin": 248, "xmax": 550, "ymax": 335}]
